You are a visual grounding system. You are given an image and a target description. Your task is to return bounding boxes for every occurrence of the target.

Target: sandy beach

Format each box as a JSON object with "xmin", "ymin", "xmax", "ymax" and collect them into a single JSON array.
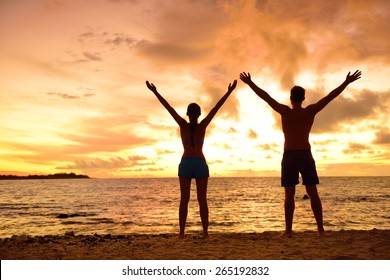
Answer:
[{"xmin": 0, "ymin": 229, "xmax": 389, "ymax": 260}]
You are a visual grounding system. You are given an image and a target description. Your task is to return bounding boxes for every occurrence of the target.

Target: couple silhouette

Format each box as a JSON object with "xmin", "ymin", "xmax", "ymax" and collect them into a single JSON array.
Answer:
[{"xmin": 146, "ymin": 70, "xmax": 362, "ymax": 239}]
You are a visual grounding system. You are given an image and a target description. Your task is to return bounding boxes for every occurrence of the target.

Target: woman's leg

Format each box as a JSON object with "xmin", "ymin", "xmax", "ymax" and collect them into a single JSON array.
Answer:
[
  {"xmin": 179, "ymin": 177, "xmax": 191, "ymax": 238},
  {"xmin": 195, "ymin": 177, "xmax": 209, "ymax": 238}
]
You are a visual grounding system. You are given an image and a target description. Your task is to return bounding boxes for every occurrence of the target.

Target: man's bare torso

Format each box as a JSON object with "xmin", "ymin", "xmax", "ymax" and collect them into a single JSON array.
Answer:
[{"xmin": 281, "ymin": 107, "xmax": 316, "ymax": 151}]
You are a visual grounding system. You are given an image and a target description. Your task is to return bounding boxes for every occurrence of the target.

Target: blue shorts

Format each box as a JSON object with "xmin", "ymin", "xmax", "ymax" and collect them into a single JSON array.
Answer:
[
  {"xmin": 281, "ymin": 149, "xmax": 319, "ymax": 187},
  {"xmin": 178, "ymin": 157, "xmax": 209, "ymax": 179}
]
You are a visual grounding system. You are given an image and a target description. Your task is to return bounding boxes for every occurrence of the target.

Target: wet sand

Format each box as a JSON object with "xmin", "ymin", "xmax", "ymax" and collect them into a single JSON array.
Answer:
[{"xmin": 1, "ymin": 230, "xmax": 389, "ymax": 260}]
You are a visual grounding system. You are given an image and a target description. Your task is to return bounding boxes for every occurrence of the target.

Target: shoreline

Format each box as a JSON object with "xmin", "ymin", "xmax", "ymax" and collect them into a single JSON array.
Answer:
[{"xmin": 1, "ymin": 229, "xmax": 389, "ymax": 260}]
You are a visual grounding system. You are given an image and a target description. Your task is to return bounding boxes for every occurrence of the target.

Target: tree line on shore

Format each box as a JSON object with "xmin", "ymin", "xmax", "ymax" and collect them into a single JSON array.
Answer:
[{"xmin": 0, "ymin": 172, "xmax": 90, "ymax": 180}]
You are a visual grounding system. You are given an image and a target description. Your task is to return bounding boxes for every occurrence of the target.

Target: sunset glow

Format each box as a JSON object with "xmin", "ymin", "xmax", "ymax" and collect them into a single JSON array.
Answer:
[{"xmin": 1, "ymin": 0, "xmax": 389, "ymax": 178}]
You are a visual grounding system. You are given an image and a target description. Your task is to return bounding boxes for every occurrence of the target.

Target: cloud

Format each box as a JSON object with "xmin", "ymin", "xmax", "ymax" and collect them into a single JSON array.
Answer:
[
  {"xmin": 313, "ymin": 89, "xmax": 390, "ymax": 133},
  {"xmin": 130, "ymin": 1, "xmax": 241, "ymax": 118},
  {"xmin": 144, "ymin": 167, "xmax": 164, "ymax": 172},
  {"xmin": 83, "ymin": 93, "xmax": 96, "ymax": 97},
  {"xmin": 83, "ymin": 52, "xmax": 103, "ymax": 61},
  {"xmin": 223, "ymin": 144, "xmax": 232, "ymax": 150},
  {"xmin": 319, "ymin": 162, "xmax": 390, "ymax": 176},
  {"xmin": 42, "ymin": 0, "xmax": 64, "ymax": 13},
  {"xmin": 60, "ymin": 117, "xmax": 155, "ymax": 155},
  {"xmin": 78, "ymin": 31, "xmax": 96, "ymax": 39},
  {"xmin": 248, "ymin": 129, "xmax": 258, "ymax": 139},
  {"xmin": 78, "ymin": 30, "xmax": 136, "ymax": 47},
  {"xmin": 218, "ymin": 0, "xmax": 390, "ymax": 90},
  {"xmin": 312, "ymin": 139, "xmax": 338, "ymax": 146},
  {"xmin": 46, "ymin": 92, "xmax": 96, "ymax": 99},
  {"xmin": 47, "ymin": 92, "xmax": 80, "ymax": 99},
  {"xmin": 257, "ymin": 142, "xmax": 280, "ymax": 153},
  {"xmin": 343, "ymin": 142, "xmax": 371, "ymax": 154},
  {"xmin": 228, "ymin": 127, "xmax": 238, "ymax": 133},
  {"xmin": 135, "ymin": 40, "xmax": 210, "ymax": 64},
  {"xmin": 129, "ymin": 0, "xmax": 390, "ymax": 121},
  {"xmin": 63, "ymin": 133, "xmax": 148, "ymax": 155},
  {"xmin": 197, "ymin": 81, "xmax": 240, "ymax": 120},
  {"xmin": 105, "ymin": 34, "xmax": 136, "ymax": 46},
  {"xmin": 59, "ymin": 155, "xmax": 148, "ymax": 170},
  {"xmin": 56, "ymin": 154, "xmax": 166, "ymax": 177},
  {"xmin": 374, "ymin": 129, "xmax": 390, "ymax": 145},
  {"xmin": 0, "ymin": 111, "xmax": 157, "ymax": 169},
  {"xmin": 252, "ymin": 0, "xmax": 390, "ymax": 84},
  {"xmin": 108, "ymin": 0, "xmax": 138, "ymax": 3},
  {"xmin": 156, "ymin": 149, "xmax": 176, "ymax": 155}
]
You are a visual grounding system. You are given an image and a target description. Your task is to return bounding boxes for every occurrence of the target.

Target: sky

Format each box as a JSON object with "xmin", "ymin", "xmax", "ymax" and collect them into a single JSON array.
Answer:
[{"xmin": 0, "ymin": 0, "xmax": 389, "ymax": 178}]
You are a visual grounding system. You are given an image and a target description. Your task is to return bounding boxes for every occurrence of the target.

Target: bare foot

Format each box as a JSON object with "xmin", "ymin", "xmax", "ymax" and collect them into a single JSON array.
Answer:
[
  {"xmin": 202, "ymin": 233, "xmax": 211, "ymax": 239},
  {"xmin": 177, "ymin": 233, "xmax": 186, "ymax": 239},
  {"xmin": 279, "ymin": 231, "xmax": 293, "ymax": 238},
  {"xmin": 318, "ymin": 229, "xmax": 326, "ymax": 237}
]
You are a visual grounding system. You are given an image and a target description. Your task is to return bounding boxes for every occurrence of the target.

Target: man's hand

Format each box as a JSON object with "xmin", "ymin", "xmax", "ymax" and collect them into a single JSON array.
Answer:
[
  {"xmin": 345, "ymin": 70, "xmax": 362, "ymax": 84},
  {"xmin": 146, "ymin": 81, "xmax": 157, "ymax": 93},
  {"xmin": 239, "ymin": 72, "xmax": 252, "ymax": 84}
]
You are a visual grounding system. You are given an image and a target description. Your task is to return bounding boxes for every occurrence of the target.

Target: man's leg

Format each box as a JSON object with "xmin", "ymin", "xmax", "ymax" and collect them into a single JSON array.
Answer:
[
  {"xmin": 196, "ymin": 177, "xmax": 209, "ymax": 238},
  {"xmin": 281, "ymin": 186, "xmax": 296, "ymax": 238},
  {"xmin": 179, "ymin": 177, "xmax": 191, "ymax": 238},
  {"xmin": 305, "ymin": 185, "xmax": 325, "ymax": 236}
]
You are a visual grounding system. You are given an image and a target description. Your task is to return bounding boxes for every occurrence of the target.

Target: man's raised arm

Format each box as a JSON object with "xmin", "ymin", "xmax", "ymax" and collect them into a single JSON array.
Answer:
[
  {"xmin": 309, "ymin": 70, "xmax": 362, "ymax": 113},
  {"xmin": 240, "ymin": 72, "xmax": 288, "ymax": 114}
]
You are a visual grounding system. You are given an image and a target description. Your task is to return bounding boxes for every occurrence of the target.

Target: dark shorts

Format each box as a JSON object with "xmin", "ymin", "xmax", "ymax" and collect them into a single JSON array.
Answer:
[
  {"xmin": 178, "ymin": 157, "xmax": 209, "ymax": 179},
  {"xmin": 281, "ymin": 149, "xmax": 319, "ymax": 187}
]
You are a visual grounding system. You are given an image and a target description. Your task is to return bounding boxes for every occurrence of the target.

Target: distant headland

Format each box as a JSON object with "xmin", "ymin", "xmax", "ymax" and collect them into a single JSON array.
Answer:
[{"xmin": 0, "ymin": 172, "xmax": 90, "ymax": 180}]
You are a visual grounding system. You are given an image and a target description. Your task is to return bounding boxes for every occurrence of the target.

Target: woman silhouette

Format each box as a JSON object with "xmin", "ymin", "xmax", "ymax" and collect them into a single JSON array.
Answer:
[{"xmin": 146, "ymin": 80, "xmax": 237, "ymax": 238}]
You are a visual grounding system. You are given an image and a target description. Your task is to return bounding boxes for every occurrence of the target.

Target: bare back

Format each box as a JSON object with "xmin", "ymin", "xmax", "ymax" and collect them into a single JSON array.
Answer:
[
  {"xmin": 179, "ymin": 122, "xmax": 207, "ymax": 158},
  {"xmin": 281, "ymin": 107, "xmax": 316, "ymax": 150}
]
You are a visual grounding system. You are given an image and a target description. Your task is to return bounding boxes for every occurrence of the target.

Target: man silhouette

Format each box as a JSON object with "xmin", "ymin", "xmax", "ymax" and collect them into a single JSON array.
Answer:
[{"xmin": 240, "ymin": 70, "xmax": 362, "ymax": 237}]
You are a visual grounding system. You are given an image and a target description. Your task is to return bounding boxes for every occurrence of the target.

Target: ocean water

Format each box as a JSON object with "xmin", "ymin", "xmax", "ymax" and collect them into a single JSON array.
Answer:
[{"xmin": 0, "ymin": 177, "xmax": 389, "ymax": 238}]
